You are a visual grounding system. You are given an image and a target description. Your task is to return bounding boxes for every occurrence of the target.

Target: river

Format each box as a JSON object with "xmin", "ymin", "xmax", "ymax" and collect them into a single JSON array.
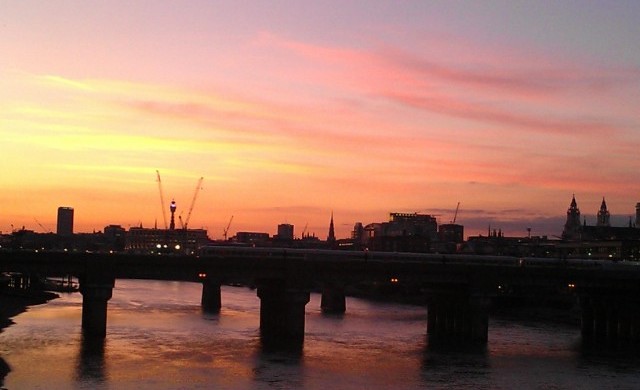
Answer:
[{"xmin": 0, "ymin": 279, "xmax": 639, "ymax": 389}]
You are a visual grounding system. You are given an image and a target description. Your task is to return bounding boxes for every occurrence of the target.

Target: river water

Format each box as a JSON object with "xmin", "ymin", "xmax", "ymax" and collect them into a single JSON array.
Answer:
[{"xmin": 1, "ymin": 279, "xmax": 639, "ymax": 389}]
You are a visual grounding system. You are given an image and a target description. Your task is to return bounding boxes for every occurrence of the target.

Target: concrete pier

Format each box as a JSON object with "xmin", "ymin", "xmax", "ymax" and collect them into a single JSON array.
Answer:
[
  {"xmin": 201, "ymin": 277, "xmax": 222, "ymax": 313},
  {"xmin": 427, "ymin": 293, "xmax": 490, "ymax": 343},
  {"xmin": 79, "ymin": 260, "xmax": 115, "ymax": 338},
  {"xmin": 320, "ymin": 284, "xmax": 346, "ymax": 314},
  {"xmin": 79, "ymin": 278, "xmax": 114, "ymax": 338},
  {"xmin": 257, "ymin": 282, "xmax": 310, "ymax": 345},
  {"xmin": 579, "ymin": 295, "xmax": 640, "ymax": 344},
  {"xmin": 580, "ymin": 296, "xmax": 594, "ymax": 340}
]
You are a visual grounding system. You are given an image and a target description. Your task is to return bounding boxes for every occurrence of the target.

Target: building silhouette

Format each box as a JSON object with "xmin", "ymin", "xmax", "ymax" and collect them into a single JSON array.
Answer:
[
  {"xmin": 562, "ymin": 195, "xmax": 582, "ymax": 240},
  {"xmin": 559, "ymin": 195, "xmax": 640, "ymax": 260},
  {"xmin": 437, "ymin": 223, "xmax": 465, "ymax": 253},
  {"xmin": 126, "ymin": 226, "xmax": 209, "ymax": 254},
  {"xmin": 56, "ymin": 207, "xmax": 74, "ymax": 236},
  {"xmin": 596, "ymin": 197, "xmax": 611, "ymax": 227},
  {"xmin": 363, "ymin": 212, "xmax": 438, "ymax": 253},
  {"xmin": 327, "ymin": 212, "xmax": 336, "ymax": 247},
  {"xmin": 276, "ymin": 223, "xmax": 294, "ymax": 241}
]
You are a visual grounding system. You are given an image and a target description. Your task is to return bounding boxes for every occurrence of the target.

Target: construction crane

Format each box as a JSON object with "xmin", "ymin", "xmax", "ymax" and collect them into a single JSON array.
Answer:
[
  {"xmin": 452, "ymin": 202, "xmax": 461, "ymax": 224},
  {"xmin": 34, "ymin": 218, "xmax": 51, "ymax": 233},
  {"xmin": 223, "ymin": 215, "xmax": 234, "ymax": 240},
  {"xmin": 183, "ymin": 177, "xmax": 204, "ymax": 229},
  {"xmin": 156, "ymin": 170, "xmax": 168, "ymax": 229}
]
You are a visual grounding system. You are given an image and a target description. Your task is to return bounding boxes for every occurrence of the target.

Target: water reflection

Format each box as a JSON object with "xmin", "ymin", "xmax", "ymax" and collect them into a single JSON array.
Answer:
[
  {"xmin": 253, "ymin": 339, "xmax": 306, "ymax": 389},
  {"xmin": 422, "ymin": 337, "xmax": 490, "ymax": 388},
  {"xmin": 4, "ymin": 280, "xmax": 640, "ymax": 389},
  {"xmin": 76, "ymin": 335, "xmax": 106, "ymax": 385}
]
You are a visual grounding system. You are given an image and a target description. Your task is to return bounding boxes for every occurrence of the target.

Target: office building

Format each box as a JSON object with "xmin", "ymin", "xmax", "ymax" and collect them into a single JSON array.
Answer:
[{"xmin": 57, "ymin": 207, "xmax": 74, "ymax": 236}]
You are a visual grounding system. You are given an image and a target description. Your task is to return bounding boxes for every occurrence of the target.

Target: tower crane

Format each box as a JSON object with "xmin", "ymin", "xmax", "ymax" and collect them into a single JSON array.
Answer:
[
  {"xmin": 452, "ymin": 202, "xmax": 460, "ymax": 224},
  {"xmin": 183, "ymin": 177, "xmax": 204, "ymax": 229},
  {"xmin": 34, "ymin": 218, "xmax": 51, "ymax": 233},
  {"xmin": 223, "ymin": 215, "xmax": 234, "ymax": 240},
  {"xmin": 156, "ymin": 170, "xmax": 168, "ymax": 229}
]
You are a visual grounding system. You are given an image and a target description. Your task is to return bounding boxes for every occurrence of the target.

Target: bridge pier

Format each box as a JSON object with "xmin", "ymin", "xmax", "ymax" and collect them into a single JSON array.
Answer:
[
  {"xmin": 580, "ymin": 296, "xmax": 594, "ymax": 340},
  {"xmin": 201, "ymin": 277, "xmax": 222, "ymax": 313},
  {"xmin": 427, "ymin": 293, "xmax": 489, "ymax": 343},
  {"xmin": 79, "ymin": 260, "xmax": 115, "ymax": 338},
  {"xmin": 320, "ymin": 283, "xmax": 346, "ymax": 314},
  {"xmin": 257, "ymin": 282, "xmax": 310, "ymax": 345},
  {"xmin": 580, "ymin": 295, "xmax": 640, "ymax": 345},
  {"xmin": 79, "ymin": 278, "xmax": 114, "ymax": 338}
]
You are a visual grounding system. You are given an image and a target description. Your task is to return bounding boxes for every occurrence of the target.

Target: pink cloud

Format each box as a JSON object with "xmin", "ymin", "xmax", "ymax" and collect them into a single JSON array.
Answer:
[
  {"xmin": 256, "ymin": 32, "xmax": 635, "ymax": 138},
  {"xmin": 380, "ymin": 45, "xmax": 640, "ymax": 97},
  {"xmin": 382, "ymin": 91, "xmax": 617, "ymax": 136}
]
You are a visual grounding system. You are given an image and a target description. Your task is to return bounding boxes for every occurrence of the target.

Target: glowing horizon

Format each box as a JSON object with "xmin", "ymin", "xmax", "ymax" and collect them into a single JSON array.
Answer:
[{"xmin": 1, "ymin": 1, "xmax": 639, "ymax": 239}]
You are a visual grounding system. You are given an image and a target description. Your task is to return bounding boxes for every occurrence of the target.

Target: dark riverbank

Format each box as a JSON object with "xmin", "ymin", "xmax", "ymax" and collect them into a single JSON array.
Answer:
[
  {"xmin": 0, "ymin": 290, "xmax": 58, "ymax": 329},
  {"xmin": 0, "ymin": 290, "xmax": 58, "ymax": 387}
]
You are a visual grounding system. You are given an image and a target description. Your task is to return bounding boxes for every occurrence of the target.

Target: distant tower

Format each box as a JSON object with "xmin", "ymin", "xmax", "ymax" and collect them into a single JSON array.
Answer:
[
  {"xmin": 169, "ymin": 200, "xmax": 177, "ymax": 230},
  {"xmin": 636, "ymin": 202, "xmax": 640, "ymax": 228},
  {"xmin": 596, "ymin": 197, "xmax": 611, "ymax": 227},
  {"xmin": 327, "ymin": 212, "xmax": 336, "ymax": 245},
  {"xmin": 562, "ymin": 195, "xmax": 582, "ymax": 240},
  {"xmin": 56, "ymin": 207, "xmax": 74, "ymax": 236}
]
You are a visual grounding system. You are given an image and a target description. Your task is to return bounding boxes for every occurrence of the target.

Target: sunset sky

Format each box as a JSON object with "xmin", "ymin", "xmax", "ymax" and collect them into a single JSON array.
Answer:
[{"xmin": 1, "ymin": 1, "xmax": 639, "ymax": 239}]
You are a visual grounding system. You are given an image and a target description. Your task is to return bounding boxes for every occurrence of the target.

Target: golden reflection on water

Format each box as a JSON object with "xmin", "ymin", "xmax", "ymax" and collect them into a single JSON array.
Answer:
[{"xmin": 1, "ymin": 280, "xmax": 637, "ymax": 389}]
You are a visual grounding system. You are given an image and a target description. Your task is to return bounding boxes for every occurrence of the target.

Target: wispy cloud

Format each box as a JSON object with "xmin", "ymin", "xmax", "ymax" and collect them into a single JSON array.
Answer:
[{"xmin": 257, "ymin": 32, "xmax": 636, "ymax": 138}]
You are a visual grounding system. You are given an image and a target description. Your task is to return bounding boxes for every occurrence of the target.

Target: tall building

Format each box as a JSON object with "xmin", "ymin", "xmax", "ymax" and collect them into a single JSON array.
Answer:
[
  {"xmin": 365, "ymin": 213, "xmax": 438, "ymax": 253},
  {"xmin": 277, "ymin": 223, "xmax": 294, "ymax": 241},
  {"xmin": 56, "ymin": 207, "xmax": 74, "ymax": 236},
  {"xmin": 636, "ymin": 203, "xmax": 640, "ymax": 228},
  {"xmin": 597, "ymin": 197, "xmax": 611, "ymax": 227},
  {"xmin": 562, "ymin": 195, "xmax": 582, "ymax": 240}
]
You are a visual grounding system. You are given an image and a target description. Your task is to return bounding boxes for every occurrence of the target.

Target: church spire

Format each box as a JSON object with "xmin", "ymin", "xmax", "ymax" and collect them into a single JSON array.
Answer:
[
  {"xmin": 597, "ymin": 196, "xmax": 611, "ymax": 227},
  {"xmin": 562, "ymin": 194, "xmax": 582, "ymax": 240},
  {"xmin": 327, "ymin": 212, "xmax": 336, "ymax": 246}
]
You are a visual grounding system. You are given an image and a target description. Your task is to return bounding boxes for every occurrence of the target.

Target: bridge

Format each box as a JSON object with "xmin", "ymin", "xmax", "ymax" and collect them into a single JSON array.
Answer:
[{"xmin": 2, "ymin": 247, "xmax": 640, "ymax": 347}]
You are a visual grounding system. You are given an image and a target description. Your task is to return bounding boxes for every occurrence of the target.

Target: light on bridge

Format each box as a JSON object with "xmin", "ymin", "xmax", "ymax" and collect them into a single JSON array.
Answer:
[
  {"xmin": 568, "ymin": 283, "xmax": 576, "ymax": 289},
  {"xmin": 390, "ymin": 277, "xmax": 399, "ymax": 283}
]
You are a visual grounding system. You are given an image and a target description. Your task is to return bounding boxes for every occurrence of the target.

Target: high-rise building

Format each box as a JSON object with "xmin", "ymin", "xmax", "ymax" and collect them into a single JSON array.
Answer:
[{"xmin": 57, "ymin": 207, "xmax": 74, "ymax": 236}]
